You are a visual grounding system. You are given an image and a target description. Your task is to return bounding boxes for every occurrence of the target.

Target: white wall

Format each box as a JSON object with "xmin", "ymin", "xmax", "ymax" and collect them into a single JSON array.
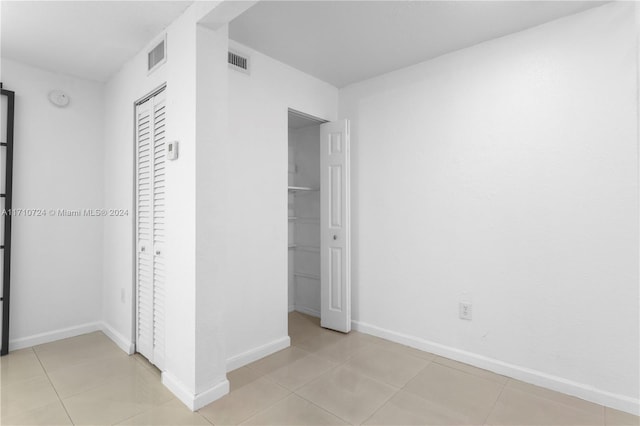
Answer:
[
  {"xmin": 225, "ymin": 40, "xmax": 337, "ymax": 368},
  {"xmin": 0, "ymin": 59, "xmax": 104, "ymax": 348},
  {"xmin": 194, "ymin": 22, "xmax": 231, "ymax": 399},
  {"xmin": 340, "ymin": 2, "xmax": 639, "ymax": 414},
  {"xmin": 102, "ymin": 23, "xmax": 176, "ymax": 353},
  {"xmin": 103, "ymin": 2, "xmax": 231, "ymax": 409}
]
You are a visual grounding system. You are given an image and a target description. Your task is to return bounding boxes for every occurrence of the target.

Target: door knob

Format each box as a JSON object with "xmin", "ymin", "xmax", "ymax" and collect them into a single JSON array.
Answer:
[
  {"xmin": 155, "ymin": 250, "xmax": 161, "ymax": 255},
  {"xmin": 333, "ymin": 235, "xmax": 337, "ymax": 240},
  {"xmin": 141, "ymin": 246, "xmax": 146, "ymax": 252}
]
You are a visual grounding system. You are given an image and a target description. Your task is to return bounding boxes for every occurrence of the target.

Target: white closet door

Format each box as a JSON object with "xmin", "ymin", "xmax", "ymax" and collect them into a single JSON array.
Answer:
[
  {"xmin": 320, "ymin": 120, "xmax": 351, "ymax": 333},
  {"xmin": 136, "ymin": 98, "xmax": 154, "ymax": 361},
  {"xmin": 135, "ymin": 88, "xmax": 166, "ymax": 369}
]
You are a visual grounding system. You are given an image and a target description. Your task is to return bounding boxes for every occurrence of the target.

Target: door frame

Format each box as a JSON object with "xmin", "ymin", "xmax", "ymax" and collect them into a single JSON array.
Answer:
[
  {"xmin": 1, "ymin": 83, "xmax": 15, "ymax": 356},
  {"xmin": 132, "ymin": 83, "xmax": 166, "ymax": 354},
  {"xmin": 288, "ymin": 108, "xmax": 328, "ymax": 127}
]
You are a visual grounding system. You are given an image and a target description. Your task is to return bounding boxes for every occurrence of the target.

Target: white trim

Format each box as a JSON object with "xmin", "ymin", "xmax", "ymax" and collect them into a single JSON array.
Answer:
[
  {"xmin": 162, "ymin": 371, "xmax": 229, "ymax": 411},
  {"xmin": 8, "ymin": 321, "xmax": 137, "ymax": 355},
  {"xmin": 294, "ymin": 306, "xmax": 320, "ymax": 318},
  {"xmin": 101, "ymin": 322, "xmax": 135, "ymax": 355},
  {"xmin": 288, "ymin": 304, "xmax": 295, "ymax": 313},
  {"xmin": 193, "ymin": 379, "xmax": 230, "ymax": 411},
  {"xmin": 352, "ymin": 320, "xmax": 640, "ymax": 416},
  {"xmin": 9, "ymin": 322, "xmax": 102, "ymax": 350},
  {"xmin": 226, "ymin": 336, "xmax": 290, "ymax": 372}
]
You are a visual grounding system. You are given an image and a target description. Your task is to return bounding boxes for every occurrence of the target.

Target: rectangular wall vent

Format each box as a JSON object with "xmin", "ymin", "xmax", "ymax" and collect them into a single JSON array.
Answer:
[
  {"xmin": 228, "ymin": 50, "xmax": 250, "ymax": 74},
  {"xmin": 148, "ymin": 36, "xmax": 167, "ymax": 74}
]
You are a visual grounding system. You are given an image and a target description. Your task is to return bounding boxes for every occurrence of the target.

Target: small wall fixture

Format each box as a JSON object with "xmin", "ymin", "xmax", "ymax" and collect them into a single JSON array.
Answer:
[
  {"xmin": 167, "ymin": 141, "xmax": 179, "ymax": 160},
  {"xmin": 48, "ymin": 90, "xmax": 70, "ymax": 108}
]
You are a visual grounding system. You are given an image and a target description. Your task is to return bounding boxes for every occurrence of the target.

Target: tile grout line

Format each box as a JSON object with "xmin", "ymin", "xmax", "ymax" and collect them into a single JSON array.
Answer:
[
  {"xmin": 290, "ymin": 318, "xmax": 508, "ymax": 424},
  {"xmin": 431, "ymin": 357, "xmax": 509, "ymax": 385},
  {"xmin": 290, "ymin": 323, "xmax": 423, "ymax": 424},
  {"xmin": 481, "ymin": 377, "xmax": 509, "ymax": 425},
  {"xmin": 288, "ymin": 336, "xmax": 362, "ymax": 424},
  {"xmin": 294, "ymin": 361, "xmax": 343, "ymax": 389},
  {"xmin": 365, "ymin": 338, "xmax": 438, "ymax": 364},
  {"xmin": 35, "ymin": 350, "xmax": 146, "ymax": 402},
  {"xmin": 292, "ymin": 389, "xmax": 356, "ymax": 425},
  {"xmin": 432, "ymin": 357, "xmax": 612, "ymax": 423},
  {"xmin": 358, "ymin": 385, "xmax": 401, "ymax": 425},
  {"xmin": 113, "ymin": 398, "xmax": 215, "ymax": 426},
  {"xmin": 235, "ymin": 391, "xmax": 295, "ymax": 426},
  {"xmin": 200, "ymin": 378, "xmax": 293, "ymax": 425},
  {"xmin": 241, "ymin": 389, "xmax": 293, "ymax": 425},
  {"xmin": 292, "ymin": 317, "xmax": 515, "ymax": 425},
  {"xmin": 359, "ymin": 358, "xmax": 434, "ymax": 425},
  {"xmin": 291, "ymin": 353, "xmax": 403, "ymax": 425},
  {"xmin": 337, "ymin": 349, "xmax": 431, "ymax": 394},
  {"xmin": 31, "ymin": 347, "xmax": 76, "ymax": 425},
  {"xmin": 113, "ymin": 407, "xmax": 153, "ymax": 426},
  {"xmin": 398, "ymin": 356, "xmax": 434, "ymax": 386}
]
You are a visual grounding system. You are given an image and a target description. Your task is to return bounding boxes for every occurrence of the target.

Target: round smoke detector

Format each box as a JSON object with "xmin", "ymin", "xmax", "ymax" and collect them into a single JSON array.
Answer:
[{"xmin": 48, "ymin": 90, "xmax": 70, "ymax": 108}]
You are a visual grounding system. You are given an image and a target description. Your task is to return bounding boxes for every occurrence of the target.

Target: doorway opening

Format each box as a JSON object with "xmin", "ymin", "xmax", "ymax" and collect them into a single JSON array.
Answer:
[
  {"xmin": 134, "ymin": 85, "xmax": 167, "ymax": 371},
  {"xmin": 287, "ymin": 108, "xmax": 352, "ymax": 338},
  {"xmin": 287, "ymin": 109, "xmax": 326, "ymax": 338}
]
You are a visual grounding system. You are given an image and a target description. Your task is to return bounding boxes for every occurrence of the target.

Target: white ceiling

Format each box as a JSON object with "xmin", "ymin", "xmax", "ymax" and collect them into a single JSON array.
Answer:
[
  {"xmin": 230, "ymin": 1, "xmax": 607, "ymax": 88},
  {"xmin": 1, "ymin": 1, "xmax": 193, "ymax": 82}
]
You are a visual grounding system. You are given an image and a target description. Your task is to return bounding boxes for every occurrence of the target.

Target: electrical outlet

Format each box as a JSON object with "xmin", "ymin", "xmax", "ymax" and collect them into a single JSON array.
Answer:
[
  {"xmin": 459, "ymin": 302, "xmax": 472, "ymax": 320},
  {"xmin": 120, "ymin": 288, "xmax": 126, "ymax": 303}
]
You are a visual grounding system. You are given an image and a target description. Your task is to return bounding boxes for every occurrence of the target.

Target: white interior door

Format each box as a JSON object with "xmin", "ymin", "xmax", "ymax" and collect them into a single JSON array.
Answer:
[
  {"xmin": 135, "ymin": 88, "xmax": 166, "ymax": 369},
  {"xmin": 320, "ymin": 119, "xmax": 351, "ymax": 333}
]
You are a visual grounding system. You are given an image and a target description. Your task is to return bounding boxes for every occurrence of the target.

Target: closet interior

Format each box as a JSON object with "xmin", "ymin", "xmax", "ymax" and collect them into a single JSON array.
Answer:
[{"xmin": 287, "ymin": 110, "xmax": 325, "ymax": 321}]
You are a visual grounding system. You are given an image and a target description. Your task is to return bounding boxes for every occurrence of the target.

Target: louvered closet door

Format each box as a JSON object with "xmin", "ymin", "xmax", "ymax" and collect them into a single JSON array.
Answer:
[
  {"xmin": 135, "ymin": 89, "xmax": 166, "ymax": 370},
  {"xmin": 151, "ymin": 91, "xmax": 166, "ymax": 369}
]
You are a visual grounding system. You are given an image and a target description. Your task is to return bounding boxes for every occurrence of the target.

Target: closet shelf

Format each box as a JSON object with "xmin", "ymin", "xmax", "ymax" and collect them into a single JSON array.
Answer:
[
  {"xmin": 294, "ymin": 272, "xmax": 320, "ymax": 280},
  {"xmin": 295, "ymin": 245, "xmax": 320, "ymax": 253},
  {"xmin": 288, "ymin": 244, "xmax": 297, "ymax": 249},
  {"xmin": 288, "ymin": 217, "xmax": 298, "ymax": 221},
  {"xmin": 288, "ymin": 186, "xmax": 318, "ymax": 193}
]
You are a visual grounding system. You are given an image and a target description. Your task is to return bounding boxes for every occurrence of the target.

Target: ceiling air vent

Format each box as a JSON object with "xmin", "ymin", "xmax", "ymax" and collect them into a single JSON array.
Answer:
[
  {"xmin": 228, "ymin": 50, "xmax": 250, "ymax": 74},
  {"xmin": 148, "ymin": 36, "xmax": 167, "ymax": 74}
]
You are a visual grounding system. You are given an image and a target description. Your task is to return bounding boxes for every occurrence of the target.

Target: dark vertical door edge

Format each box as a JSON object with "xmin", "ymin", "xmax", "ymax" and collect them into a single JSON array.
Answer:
[{"xmin": 1, "ymin": 84, "xmax": 15, "ymax": 356}]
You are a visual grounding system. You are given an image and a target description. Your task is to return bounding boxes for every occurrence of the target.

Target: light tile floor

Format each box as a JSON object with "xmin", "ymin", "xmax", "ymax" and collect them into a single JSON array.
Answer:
[{"xmin": 0, "ymin": 312, "xmax": 637, "ymax": 425}]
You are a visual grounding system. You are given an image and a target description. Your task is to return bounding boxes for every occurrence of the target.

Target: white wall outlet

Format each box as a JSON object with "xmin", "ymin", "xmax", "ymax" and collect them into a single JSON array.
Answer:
[
  {"xmin": 120, "ymin": 288, "xmax": 126, "ymax": 303},
  {"xmin": 459, "ymin": 302, "xmax": 472, "ymax": 320}
]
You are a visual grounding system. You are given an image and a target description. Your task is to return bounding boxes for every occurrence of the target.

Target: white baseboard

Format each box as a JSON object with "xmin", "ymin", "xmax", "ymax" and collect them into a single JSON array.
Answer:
[
  {"xmin": 8, "ymin": 321, "xmax": 134, "ymax": 356},
  {"xmin": 162, "ymin": 371, "xmax": 229, "ymax": 411},
  {"xmin": 226, "ymin": 336, "xmax": 290, "ymax": 372},
  {"xmin": 101, "ymin": 322, "xmax": 135, "ymax": 355},
  {"xmin": 352, "ymin": 320, "xmax": 640, "ymax": 416},
  {"xmin": 288, "ymin": 304, "xmax": 295, "ymax": 313},
  {"xmin": 294, "ymin": 305, "xmax": 320, "ymax": 318},
  {"xmin": 9, "ymin": 322, "xmax": 102, "ymax": 351}
]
